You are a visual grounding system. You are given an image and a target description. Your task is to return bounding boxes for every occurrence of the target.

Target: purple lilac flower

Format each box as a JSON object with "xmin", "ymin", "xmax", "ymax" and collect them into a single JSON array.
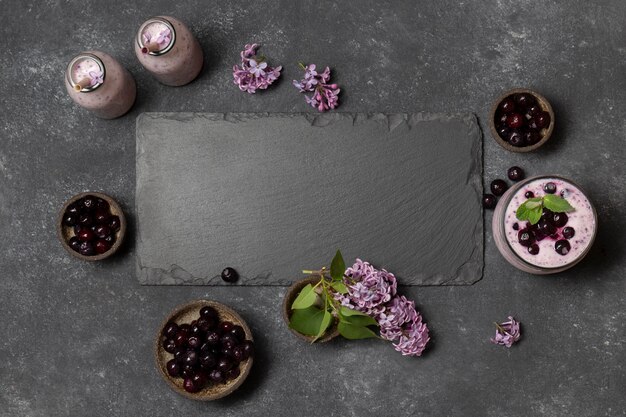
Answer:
[
  {"xmin": 340, "ymin": 259, "xmax": 397, "ymax": 315},
  {"xmin": 378, "ymin": 295, "xmax": 418, "ymax": 341},
  {"xmin": 88, "ymin": 70, "xmax": 104, "ymax": 86},
  {"xmin": 293, "ymin": 63, "xmax": 340, "ymax": 112},
  {"xmin": 490, "ymin": 316, "xmax": 521, "ymax": 348},
  {"xmin": 233, "ymin": 43, "xmax": 282, "ymax": 94},
  {"xmin": 392, "ymin": 314, "xmax": 430, "ymax": 356},
  {"xmin": 155, "ymin": 28, "xmax": 171, "ymax": 46}
]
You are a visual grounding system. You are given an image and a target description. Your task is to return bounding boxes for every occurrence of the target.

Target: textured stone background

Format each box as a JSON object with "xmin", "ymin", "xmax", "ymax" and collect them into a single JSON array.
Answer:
[{"xmin": 0, "ymin": 1, "xmax": 624, "ymax": 416}]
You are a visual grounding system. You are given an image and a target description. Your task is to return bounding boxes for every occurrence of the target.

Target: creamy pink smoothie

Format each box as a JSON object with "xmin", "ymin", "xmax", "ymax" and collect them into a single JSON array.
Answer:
[
  {"xmin": 493, "ymin": 176, "xmax": 597, "ymax": 274},
  {"xmin": 65, "ymin": 51, "xmax": 136, "ymax": 119},
  {"xmin": 134, "ymin": 16, "xmax": 203, "ymax": 86}
]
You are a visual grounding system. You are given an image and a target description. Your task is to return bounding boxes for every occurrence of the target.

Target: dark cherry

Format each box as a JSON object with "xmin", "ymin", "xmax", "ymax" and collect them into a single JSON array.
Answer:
[
  {"xmin": 512, "ymin": 222, "xmax": 519, "ymax": 231},
  {"xmin": 78, "ymin": 241, "xmax": 95, "ymax": 256},
  {"xmin": 94, "ymin": 209, "xmax": 110, "ymax": 224},
  {"xmin": 518, "ymin": 229, "xmax": 535, "ymax": 247},
  {"xmin": 174, "ymin": 348, "xmax": 187, "ymax": 364},
  {"xmin": 528, "ymin": 244, "xmax": 540, "ymax": 255},
  {"xmin": 533, "ymin": 228, "xmax": 546, "ymax": 241},
  {"xmin": 490, "ymin": 179, "xmax": 508, "ymax": 197},
  {"xmin": 181, "ymin": 364, "xmax": 195, "ymax": 378},
  {"xmin": 536, "ymin": 112, "xmax": 551, "ymax": 128},
  {"xmin": 94, "ymin": 239, "xmax": 111, "ymax": 254},
  {"xmin": 69, "ymin": 236, "xmax": 82, "ymax": 252},
  {"xmin": 81, "ymin": 196, "xmax": 96, "ymax": 211},
  {"xmin": 78, "ymin": 214, "xmax": 93, "ymax": 227},
  {"xmin": 524, "ymin": 130, "xmax": 542, "ymax": 146},
  {"xmin": 200, "ymin": 352, "xmax": 217, "ymax": 369},
  {"xmin": 209, "ymin": 369, "xmax": 224, "ymax": 383},
  {"xmin": 221, "ymin": 267, "xmax": 239, "ymax": 283},
  {"xmin": 199, "ymin": 306, "xmax": 218, "ymax": 319},
  {"xmin": 95, "ymin": 227, "xmax": 112, "ymax": 242},
  {"xmin": 221, "ymin": 346, "xmax": 235, "ymax": 358},
  {"xmin": 174, "ymin": 331, "xmax": 189, "ymax": 347},
  {"xmin": 514, "ymin": 93, "xmax": 536, "ymax": 108},
  {"xmin": 192, "ymin": 372, "xmax": 207, "ymax": 389},
  {"xmin": 543, "ymin": 182, "xmax": 557, "ymax": 194},
  {"xmin": 507, "ymin": 166, "xmax": 525, "ymax": 181},
  {"xmin": 526, "ymin": 105, "xmax": 541, "ymax": 117},
  {"xmin": 217, "ymin": 357, "xmax": 234, "ymax": 373},
  {"xmin": 205, "ymin": 331, "xmax": 220, "ymax": 345},
  {"xmin": 190, "ymin": 323, "xmax": 204, "ymax": 337},
  {"xmin": 163, "ymin": 339, "xmax": 177, "ymax": 354},
  {"xmin": 66, "ymin": 202, "xmax": 80, "ymax": 215},
  {"xmin": 552, "ymin": 212, "xmax": 568, "ymax": 228},
  {"xmin": 555, "ymin": 239, "xmax": 571, "ymax": 256},
  {"xmin": 218, "ymin": 321, "xmax": 234, "ymax": 335},
  {"xmin": 183, "ymin": 378, "xmax": 200, "ymax": 393},
  {"xmin": 527, "ymin": 118, "xmax": 539, "ymax": 130},
  {"xmin": 562, "ymin": 227, "xmax": 575, "ymax": 239},
  {"xmin": 498, "ymin": 98, "xmax": 515, "ymax": 113},
  {"xmin": 166, "ymin": 359, "xmax": 180, "ymax": 377},
  {"xmin": 524, "ymin": 191, "xmax": 534, "ymax": 198},
  {"xmin": 163, "ymin": 322, "xmax": 179, "ymax": 339},
  {"xmin": 109, "ymin": 215, "xmax": 121, "ymax": 231},
  {"xmin": 63, "ymin": 214, "xmax": 78, "ymax": 226},
  {"xmin": 241, "ymin": 341, "xmax": 255, "ymax": 359},
  {"xmin": 183, "ymin": 350, "xmax": 198, "ymax": 367},
  {"xmin": 187, "ymin": 336, "xmax": 201, "ymax": 350},
  {"xmin": 230, "ymin": 325, "xmax": 246, "ymax": 342},
  {"xmin": 179, "ymin": 324, "xmax": 191, "ymax": 333},
  {"xmin": 506, "ymin": 113, "xmax": 524, "ymax": 129},
  {"xmin": 497, "ymin": 113, "xmax": 508, "ymax": 127},
  {"xmin": 483, "ymin": 194, "xmax": 497, "ymax": 210},
  {"xmin": 497, "ymin": 125, "xmax": 510, "ymax": 139},
  {"xmin": 197, "ymin": 316, "xmax": 216, "ymax": 332},
  {"xmin": 225, "ymin": 367, "xmax": 241, "ymax": 381},
  {"xmin": 104, "ymin": 234, "xmax": 116, "ymax": 245},
  {"xmin": 508, "ymin": 130, "xmax": 525, "ymax": 147},
  {"xmin": 221, "ymin": 334, "xmax": 238, "ymax": 349},
  {"xmin": 540, "ymin": 208, "xmax": 554, "ymax": 222},
  {"xmin": 95, "ymin": 198, "xmax": 109, "ymax": 211},
  {"xmin": 233, "ymin": 346, "xmax": 245, "ymax": 362}
]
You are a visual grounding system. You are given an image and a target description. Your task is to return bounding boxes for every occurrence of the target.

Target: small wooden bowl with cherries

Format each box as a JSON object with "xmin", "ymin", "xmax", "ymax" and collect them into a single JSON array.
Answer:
[
  {"xmin": 56, "ymin": 192, "xmax": 126, "ymax": 261},
  {"xmin": 155, "ymin": 300, "xmax": 255, "ymax": 400},
  {"xmin": 490, "ymin": 88, "xmax": 555, "ymax": 152}
]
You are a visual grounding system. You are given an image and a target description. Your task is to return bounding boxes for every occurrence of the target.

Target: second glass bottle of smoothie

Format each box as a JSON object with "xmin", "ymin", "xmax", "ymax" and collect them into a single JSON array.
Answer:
[{"xmin": 134, "ymin": 16, "xmax": 203, "ymax": 86}]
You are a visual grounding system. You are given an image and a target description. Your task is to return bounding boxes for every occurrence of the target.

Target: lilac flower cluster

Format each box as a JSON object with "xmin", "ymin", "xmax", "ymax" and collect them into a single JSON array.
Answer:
[
  {"xmin": 233, "ymin": 44, "xmax": 282, "ymax": 94},
  {"xmin": 490, "ymin": 316, "xmax": 521, "ymax": 348},
  {"xmin": 293, "ymin": 64, "xmax": 340, "ymax": 112},
  {"xmin": 335, "ymin": 259, "xmax": 430, "ymax": 357},
  {"xmin": 143, "ymin": 28, "xmax": 171, "ymax": 47}
]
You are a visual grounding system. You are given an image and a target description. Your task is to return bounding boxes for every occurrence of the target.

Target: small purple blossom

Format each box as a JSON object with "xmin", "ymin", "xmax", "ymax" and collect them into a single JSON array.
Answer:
[
  {"xmin": 378, "ymin": 295, "xmax": 418, "ymax": 341},
  {"xmin": 490, "ymin": 316, "xmax": 521, "ymax": 348},
  {"xmin": 88, "ymin": 70, "xmax": 104, "ymax": 86},
  {"xmin": 293, "ymin": 63, "xmax": 340, "ymax": 112},
  {"xmin": 233, "ymin": 43, "xmax": 282, "ymax": 94},
  {"xmin": 341, "ymin": 259, "xmax": 397, "ymax": 315},
  {"xmin": 392, "ymin": 314, "xmax": 430, "ymax": 357},
  {"xmin": 155, "ymin": 28, "xmax": 171, "ymax": 46}
]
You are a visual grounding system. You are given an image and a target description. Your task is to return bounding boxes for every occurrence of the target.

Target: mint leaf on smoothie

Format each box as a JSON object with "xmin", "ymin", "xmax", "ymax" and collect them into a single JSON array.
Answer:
[{"xmin": 543, "ymin": 194, "xmax": 575, "ymax": 213}]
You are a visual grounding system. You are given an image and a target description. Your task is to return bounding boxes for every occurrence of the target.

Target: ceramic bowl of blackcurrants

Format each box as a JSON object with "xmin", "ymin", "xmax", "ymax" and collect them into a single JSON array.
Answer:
[
  {"xmin": 155, "ymin": 300, "xmax": 254, "ymax": 401},
  {"xmin": 490, "ymin": 88, "xmax": 555, "ymax": 152},
  {"xmin": 57, "ymin": 192, "xmax": 126, "ymax": 261}
]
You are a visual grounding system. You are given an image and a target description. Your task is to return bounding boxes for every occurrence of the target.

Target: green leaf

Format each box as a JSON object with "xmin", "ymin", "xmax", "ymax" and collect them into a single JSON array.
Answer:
[
  {"xmin": 291, "ymin": 284, "xmax": 318, "ymax": 310},
  {"xmin": 337, "ymin": 321, "xmax": 378, "ymax": 340},
  {"xmin": 312, "ymin": 310, "xmax": 332, "ymax": 342},
  {"xmin": 543, "ymin": 194, "xmax": 575, "ymax": 213},
  {"xmin": 330, "ymin": 250, "xmax": 345, "ymax": 282},
  {"xmin": 339, "ymin": 307, "xmax": 378, "ymax": 327},
  {"xmin": 330, "ymin": 281, "xmax": 348, "ymax": 294},
  {"xmin": 516, "ymin": 198, "xmax": 543, "ymax": 225},
  {"xmin": 289, "ymin": 306, "xmax": 328, "ymax": 337},
  {"xmin": 527, "ymin": 207, "xmax": 542, "ymax": 225}
]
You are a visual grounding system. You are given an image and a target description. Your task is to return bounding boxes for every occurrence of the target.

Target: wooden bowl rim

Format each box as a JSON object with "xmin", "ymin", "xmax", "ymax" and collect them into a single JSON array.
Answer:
[
  {"xmin": 154, "ymin": 299, "xmax": 254, "ymax": 401},
  {"xmin": 282, "ymin": 276, "xmax": 340, "ymax": 343},
  {"xmin": 56, "ymin": 191, "xmax": 127, "ymax": 261},
  {"xmin": 489, "ymin": 88, "xmax": 555, "ymax": 153}
]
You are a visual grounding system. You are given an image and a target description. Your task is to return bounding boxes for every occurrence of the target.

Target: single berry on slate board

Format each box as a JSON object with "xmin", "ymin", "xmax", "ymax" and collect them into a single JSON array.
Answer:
[
  {"xmin": 160, "ymin": 306, "xmax": 254, "ymax": 393},
  {"xmin": 483, "ymin": 194, "xmax": 497, "ymax": 209},
  {"xmin": 221, "ymin": 267, "xmax": 239, "ymax": 283},
  {"xmin": 507, "ymin": 166, "xmax": 525, "ymax": 181},
  {"xmin": 490, "ymin": 179, "xmax": 508, "ymax": 196},
  {"xmin": 62, "ymin": 195, "xmax": 119, "ymax": 257}
]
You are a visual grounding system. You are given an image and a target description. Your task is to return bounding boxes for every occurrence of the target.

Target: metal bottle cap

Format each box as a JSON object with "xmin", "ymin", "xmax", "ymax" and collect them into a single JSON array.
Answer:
[
  {"xmin": 65, "ymin": 53, "xmax": 106, "ymax": 93},
  {"xmin": 136, "ymin": 17, "xmax": 176, "ymax": 56}
]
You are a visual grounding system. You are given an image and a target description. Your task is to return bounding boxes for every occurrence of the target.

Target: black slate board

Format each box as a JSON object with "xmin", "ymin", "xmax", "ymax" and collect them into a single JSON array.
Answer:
[{"xmin": 136, "ymin": 113, "xmax": 483, "ymax": 285}]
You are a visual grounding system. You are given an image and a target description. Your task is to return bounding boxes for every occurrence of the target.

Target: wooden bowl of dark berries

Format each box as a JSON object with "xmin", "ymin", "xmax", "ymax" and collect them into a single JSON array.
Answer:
[
  {"xmin": 490, "ymin": 88, "xmax": 555, "ymax": 152},
  {"xmin": 155, "ymin": 300, "xmax": 254, "ymax": 401},
  {"xmin": 57, "ymin": 192, "xmax": 126, "ymax": 261}
]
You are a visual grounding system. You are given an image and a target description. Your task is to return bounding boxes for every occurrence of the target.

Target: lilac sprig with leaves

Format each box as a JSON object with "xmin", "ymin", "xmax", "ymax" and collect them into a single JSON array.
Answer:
[
  {"xmin": 289, "ymin": 251, "xmax": 430, "ymax": 356},
  {"xmin": 516, "ymin": 194, "xmax": 574, "ymax": 225},
  {"xmin": 293, "ymin": 63, "xmax": 340, "ymax": 112},
  {"xmin": 233, "ymin": 43, "xmax": 282, "ymax": 94}
]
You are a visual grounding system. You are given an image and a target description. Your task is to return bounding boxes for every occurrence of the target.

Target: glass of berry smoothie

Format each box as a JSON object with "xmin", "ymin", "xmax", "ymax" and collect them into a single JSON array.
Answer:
[
  {"xmin": 65, "ymin": 51, "xmax": 136, "ymax": 119},
  {"xmin": 134, "ymin": 16, "xmax": 203, "ymax": 86},
  {"xmin": 493, "ymin": 175, "xmax": 597, "ymax": 274}
]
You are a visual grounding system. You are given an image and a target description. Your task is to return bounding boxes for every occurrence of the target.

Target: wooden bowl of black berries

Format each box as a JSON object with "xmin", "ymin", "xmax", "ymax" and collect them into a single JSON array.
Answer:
[
  {"xmin": 57, "ymin": 192, "xmax": 126, "ymax": 261},
  {"xmin": 490, "ymin": 88, "xmax": 555, "ymax": 153},
  {"xmin": 155, "ymin": 300, "xmax": 255, "ymax": 401}
]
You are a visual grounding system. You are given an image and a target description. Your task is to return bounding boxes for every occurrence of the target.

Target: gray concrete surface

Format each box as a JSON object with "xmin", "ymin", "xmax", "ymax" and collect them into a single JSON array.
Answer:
[{"xmin": 0, "ymin": 1, "xmax": 624, "ymax": 416}]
